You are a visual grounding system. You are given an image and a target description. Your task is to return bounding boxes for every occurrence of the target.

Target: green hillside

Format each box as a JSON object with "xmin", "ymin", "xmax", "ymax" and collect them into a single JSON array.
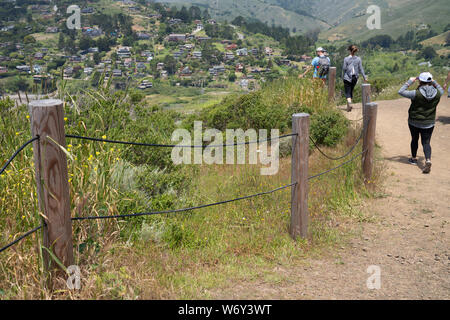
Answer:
[
  {"xmin": 162, "ymin": 0, "xmax": 329, "ymax": 33},
  {"xmin": 320, "ymin": 0, "xmax": 450, "ymax": 42}
]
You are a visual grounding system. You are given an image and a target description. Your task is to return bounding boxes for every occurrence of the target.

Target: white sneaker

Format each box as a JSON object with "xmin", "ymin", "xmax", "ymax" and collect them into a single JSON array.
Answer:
[{"xmin": 422, "ymin": 160, "xmax": 432, "ymax": 174}]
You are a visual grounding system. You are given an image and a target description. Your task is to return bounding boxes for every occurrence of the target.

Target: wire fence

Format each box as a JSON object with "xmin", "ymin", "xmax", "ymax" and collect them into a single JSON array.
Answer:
[
  {"xmin": 0, "ymin": 136, "xmax": 39, "ymax": 176},
  {"xmin": 66, "ymin": 133, "xmax": 298, "ymax": 148},
  {"xmin": 1, "ymin": 122, "xmax": 368, "ymax": 253}
]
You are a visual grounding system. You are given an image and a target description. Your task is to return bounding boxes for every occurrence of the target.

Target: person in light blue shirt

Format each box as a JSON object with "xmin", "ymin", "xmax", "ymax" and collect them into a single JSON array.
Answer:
[{"xmin": 300, "ymin": 47, "xmax": 330, "ymax": 84}]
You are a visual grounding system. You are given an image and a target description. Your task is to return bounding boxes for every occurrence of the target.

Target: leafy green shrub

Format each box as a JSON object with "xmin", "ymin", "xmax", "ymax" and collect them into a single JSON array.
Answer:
[{"xmin": 310, "ymin": 110, "xmax": 349, "ymax": 146}]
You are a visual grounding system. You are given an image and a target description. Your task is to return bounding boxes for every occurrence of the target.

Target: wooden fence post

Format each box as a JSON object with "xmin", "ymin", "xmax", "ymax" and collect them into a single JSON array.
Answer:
[
  {"xmin": 362, "ymin": 102, "xmax": 378, "ymax": 186},
  {"xmin": 29, "ymin": 99, "xmax": 73, "ymax": 277},
  {"xmin": 328, "ymin": 67, "xmax": 336, "ymax": 102},
  {"xmin": 291, "ymin": 113, "xmax": 309, "ymax": 239},
  {"xmin": 361, "ymin": 83, "xmax": 371, "ymax": 117}
]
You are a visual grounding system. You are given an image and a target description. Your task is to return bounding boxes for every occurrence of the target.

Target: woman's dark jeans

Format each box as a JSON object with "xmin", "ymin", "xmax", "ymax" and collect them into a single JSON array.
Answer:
[
  {"xmin": 408, "ymin": 124, "xmax": 434, "ymax": 160},
  {"xmin": 344, "ymin": 75, "xmax": 358, "ymax": 99}
]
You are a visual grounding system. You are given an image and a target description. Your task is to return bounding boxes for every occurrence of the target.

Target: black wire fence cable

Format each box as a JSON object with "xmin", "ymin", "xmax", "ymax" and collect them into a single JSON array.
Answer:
[
  {"xmin": 0, "ymin": 224, "xmax": 43, "ymax": 253},
  {"xmin": 72, "ymin": 182, "xmax": 297, "ymax": 221},
  {"xmin": 308, "ymin": 149, "xmax": 367, "ymax": 181},
  {"xmin": 309, "ymin": 116, "xmax": 369, "ymax": 161},
  {"xmin": 0, "ymin": 136, "xmax": 39, "ymax": 176},
  {"xmin": 65, "ymin": 133, "xmax": 298, "ymax": 148}
]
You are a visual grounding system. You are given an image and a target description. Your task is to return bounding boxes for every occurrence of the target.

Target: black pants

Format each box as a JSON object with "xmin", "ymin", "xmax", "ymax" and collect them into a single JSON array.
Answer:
[
  {"xmin": 344, "ymin": 75, "xmax": 358, "ymax": 99},
  {"xmin": 408, "ymin": 124, "xmax": 434, "ymax": 160}
]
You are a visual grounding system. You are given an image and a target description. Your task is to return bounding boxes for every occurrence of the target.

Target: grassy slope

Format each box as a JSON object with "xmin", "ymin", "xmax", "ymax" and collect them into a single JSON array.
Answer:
[
  {"xmin": 0, "ymin": 78, "xmax": 380, "ymax": 299},
  {"xmin": 163, "ymin": 0, "xmax": 328, "ymax": 32},
  {"xmin": 320, "ymin": 0, "xmax": 450, "ymax": 42}
]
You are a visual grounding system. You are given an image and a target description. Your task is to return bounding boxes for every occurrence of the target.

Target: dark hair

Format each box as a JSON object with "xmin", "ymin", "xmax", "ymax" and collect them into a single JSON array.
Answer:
[{"xmin": 348, "ymin": 45, "xmax": 358, "ymax": 54}]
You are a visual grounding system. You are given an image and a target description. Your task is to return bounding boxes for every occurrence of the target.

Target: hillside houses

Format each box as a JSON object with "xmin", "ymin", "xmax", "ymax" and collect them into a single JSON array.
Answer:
[
  {"xmin": 192, "ymin": 51, "xmax": 202, "ymax": 59},
  {"xmin": 236, "ymin": 48, "xmax": 248, "ymax": 56},
  {"xmin": 168, "ymin": 34, "xmax": 187, "ymax": 42},
  {"xmin": 117, "ymin": 47, "xmax": 131, "ymax": 58}
]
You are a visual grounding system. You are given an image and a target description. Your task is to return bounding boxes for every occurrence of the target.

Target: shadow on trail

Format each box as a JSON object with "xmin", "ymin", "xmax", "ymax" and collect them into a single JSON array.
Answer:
[
  {"xmin": 384, "ymin": 155, "xmax": 425, "ymax": 171},
  {"xmin": 436, "ymin": 116, "xmax": 450, "ymax": 125}
]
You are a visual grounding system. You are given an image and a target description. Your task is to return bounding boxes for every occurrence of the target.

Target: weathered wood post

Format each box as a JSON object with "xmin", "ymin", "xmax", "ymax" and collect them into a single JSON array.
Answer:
[
  {"xmin": 29, "ymin": 99, "xmax": 73, "ymax": 277},
  {"xmin": 291, "ymin": 113, "xmax": 309, "ymax": 239},
  {"xmin": 361, "ymin": 83, "xmax": 371, "ymax": 117},
  {"xmin": 362, "ymin": 102, "xmax": 378, "ymax": 186},
  {"xmin": 328, "ymin": 67, "xmax": 336, "ymax": 102}
]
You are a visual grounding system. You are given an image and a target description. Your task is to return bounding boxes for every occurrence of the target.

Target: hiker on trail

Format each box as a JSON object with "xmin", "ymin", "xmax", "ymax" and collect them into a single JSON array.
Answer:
[
  {"xmin": 299, "ymin": 47, "xmax": 330, "ymax": 84},
  {"xmin": 398, "ymin": 72, "xmax": 444, "ymax": 174},
  {"xmin": 443, "ymin": 71, "xmax": 450, "ymax": 98},
  {"xmin": 342, "ymin": 45, "xmax": 367, "ymax": 112}
]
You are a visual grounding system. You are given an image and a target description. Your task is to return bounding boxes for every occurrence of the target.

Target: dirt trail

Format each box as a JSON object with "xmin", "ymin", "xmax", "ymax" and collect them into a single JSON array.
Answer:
[{"xmin": 212, "ymin": 97, "xmax": 450, "ymax": 299}]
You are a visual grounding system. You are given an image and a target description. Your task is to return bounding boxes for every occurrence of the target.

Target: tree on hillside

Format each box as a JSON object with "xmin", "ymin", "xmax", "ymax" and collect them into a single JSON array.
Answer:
[
  {"xmin": 164, "ymin": 55, "xmax": 177, "ymax": 75},
  {"xmin": 446, "ymin": 32, "xmax": 450, "ymax": 46},
  {"xmin": 421, "ymin": 46, "xmax": 437, "ymax": 60}
]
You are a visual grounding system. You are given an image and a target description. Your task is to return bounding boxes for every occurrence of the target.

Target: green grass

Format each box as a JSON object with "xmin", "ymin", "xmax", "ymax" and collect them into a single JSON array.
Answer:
[{"xmin": 0, "ymin": 76, "xmax": 382, "ymax": 299}]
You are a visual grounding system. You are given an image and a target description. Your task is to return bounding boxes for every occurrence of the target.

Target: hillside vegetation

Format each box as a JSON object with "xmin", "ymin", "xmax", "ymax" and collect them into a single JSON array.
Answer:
[{"xmin": 0, "ymin": 76, "xmax": 378, "ymax": 298}]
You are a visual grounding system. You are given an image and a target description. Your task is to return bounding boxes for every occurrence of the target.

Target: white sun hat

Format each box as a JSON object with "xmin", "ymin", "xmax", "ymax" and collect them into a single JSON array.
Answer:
[
  {"xmin": 418, "ymin": 72, "xmax": 433, "ymax": 83},
  {"xmin": 316, "ymin": 47, "xmax": 325, "ymax": 52}
]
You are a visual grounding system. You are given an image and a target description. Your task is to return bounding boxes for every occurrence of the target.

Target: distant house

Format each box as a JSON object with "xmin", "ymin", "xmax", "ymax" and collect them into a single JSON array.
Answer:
[
  {"xmin": 112, "ymin": 69, "xmax": 122, "ymax": 77},
  {"xmin": 157, "ymin": 62, "xmax": 165, "ymax": 71},
  {"xmin": 84, "ymin": 67, "xmax": 94, "ymax": 75},
  {"xmin": 16, "ymin": 65, "xmax": 30, "ymax": 72},
  {"xmin": 180, "ymin": 67, "xmax": 192, "ymax": 77},
  {"xmin": 183, "ymin": 43, "xmax": 195, "ymax": 50},
  {"xmin": 300, "ymin": 55, "xmax": 312, "ymax": 62},
  {"xmin": 207, "ymin": 19, "xmax": 216, "ymax": 25},
  {"xmin": 117, "ymin": 47, "xmax": 131, "ymax": 58},
  {"xmin": 34, "ymin": 52, "xmax": 44, "ymax": 60},
  {"xmin": 226, "ymin": 44, "xmax": 238, "ymax": 51},
  {"xmin": 136, "ymin": 62, "xmax": 146, "ymax": 70},
  {"xmin": 192, "ymin": 51, "xmax": 202, "ymax": 59},
  {"xmin": 160, "ymin": 70, "xmax": 168, "ymax": 79},
  {"xmin": 265, "ymin": 47, "xmax": 273, "ymax": 56},
  {"xmin": 235, "ymin": 63, "xmax": 244, "ymax": 72},
  {"xmin": 168, "ymin": 18, "xmax": 182, "ymax": 25},
  {"xmin": 168, "ymin": 34, "xmax": 186, "ymax": 42},
  {"xmin": 173, "ymin": 51, "xmax": 184, "ymax": 59},
  {"xmin": 88, "ymin": 47, "xmax": 99, "ymax": 53},
  {"xmin": 124, "ymin": 58, "xmax": 133, "ymax": 68},
  {"xmin": 279, "ymin": 59, "xmax": 290, "ymax": 66},
  {"xmin": 33, "ymin": 64, "xmax": 42, "ymax": 74},
  {"xmin": 250, "ymin": 48, "xmax": 258, "ymax": 55},
  {"xmin": 82, "ymin": 27, "xmax": 102, "ymax": 37},
  {"xmin": 45, "ymin": 26, "xmax": 59, "ymax": 33},
  {"xmin": 196, "ymin": 36, "xmax": 211, "ymax": 42},
  {"xmin": 70, "ymin": 56, "xmax": 82, "ymax": 62},
  {"xmin": 137, "ymin": 33, "xmax": 150, "ymax": 40},
  {"xmin": 225, "ymin": 52, "xmax": 234, "ymax": 60},
  {"xmin": 1, "ymin": 25, "xmax": 15, "ymax": 32},
  {"xmin": 236, "ymin": 48, "xmax": 248, "ymax": 56},
  {"xmin": 64, "ymin": 67, "xmax": 73, "ymax": 77},
  {"xmin": 141, "ymin": 50, "xmax": 153, "ymax": 57},
  {"xmin": 81, "ymin": 7, "xmax": 94, "ymax": 14},
  {"xmin": 209, "ymin": 65, "xmax": 226, "ymax": 76},
  {"xmin": 0, "ymin": 66, "xmax": 8, "ymax": 73}
]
